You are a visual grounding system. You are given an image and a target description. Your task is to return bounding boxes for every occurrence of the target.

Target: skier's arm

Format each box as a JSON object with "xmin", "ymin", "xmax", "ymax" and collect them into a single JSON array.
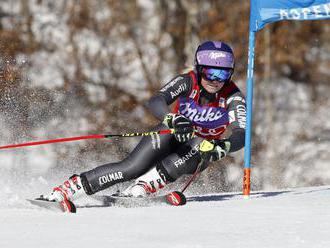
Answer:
[
  {"xmin": 146, "ymin": 74, "xmax": 192, "ymax": 121},
  {"xmin": 145, "ymin": 74, "xmax": 195, "ymax": 143},
  {"xmin": 221, "ymin": 91, "xmax": 246, "ymax": 153},
  {"xmin": 224, "ymin": 128, "xmax": 245, "ymax": 153},
  {"xmin": 146, "ymin": 95, "xmax": 169, "ymax": 121},
  {"xmin": 199, "ymin": 92, "xmax": 246, "ymax": 161}
]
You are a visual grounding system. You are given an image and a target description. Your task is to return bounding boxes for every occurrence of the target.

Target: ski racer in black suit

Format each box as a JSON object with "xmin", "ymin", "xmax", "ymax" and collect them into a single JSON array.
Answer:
[{"xmin": 43, "ymin": 41, "xmax": 247, "ymax": 211}]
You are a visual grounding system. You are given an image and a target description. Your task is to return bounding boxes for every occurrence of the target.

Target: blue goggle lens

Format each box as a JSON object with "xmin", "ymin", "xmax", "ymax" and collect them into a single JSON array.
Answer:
[{"xmin": 201, "ymin": 68, "xmax": 232, "ymax": 82}]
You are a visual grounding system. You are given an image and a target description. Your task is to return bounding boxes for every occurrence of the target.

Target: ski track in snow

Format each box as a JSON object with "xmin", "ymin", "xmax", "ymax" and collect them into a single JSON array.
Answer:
[{"xmin": 1, "ymin": 186, "xmax": 330, "ymax": 248}]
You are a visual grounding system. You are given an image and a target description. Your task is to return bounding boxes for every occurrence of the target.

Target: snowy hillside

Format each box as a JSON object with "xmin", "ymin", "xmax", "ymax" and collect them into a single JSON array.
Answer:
[{"xmin": 1, "ymin": 185, "xmax": 330, "ymax": 248}]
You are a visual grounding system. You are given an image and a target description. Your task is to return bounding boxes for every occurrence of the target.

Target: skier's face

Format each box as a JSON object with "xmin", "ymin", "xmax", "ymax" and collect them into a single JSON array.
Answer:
[
  {"xmin": 201, "ymin": 77, "xmax": 225, "ymax": 93},
  {"xmin": 200, "ymin": 67, "xmax": 231, "ymax": 93}
]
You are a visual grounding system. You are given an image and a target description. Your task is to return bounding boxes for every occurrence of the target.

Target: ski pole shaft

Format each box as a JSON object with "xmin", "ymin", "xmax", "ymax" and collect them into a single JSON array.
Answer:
[
  {"xmin": 0, "ymin": 129, "xmax": 174, "ymax": 150},
  {"xmin": 104, "ymin": 129, "xmax": 173, "ymax": 138},
  {"xmin": 181, "ymin": 161, "xmax": 202, "ymax": 193},
  {"xmin": 180, "ymin": 139, "xmax": 213, "ymax": 193}
]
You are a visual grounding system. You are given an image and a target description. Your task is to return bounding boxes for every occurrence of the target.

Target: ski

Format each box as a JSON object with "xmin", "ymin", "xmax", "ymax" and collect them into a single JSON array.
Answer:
[
  {"xmin": 78, "ymin": 191, "xmax": 186, "ymax": 209},
  {"xmin": 28, "ymin": 191, "xmax": 186, "ymax": 212},
  {"xmin": 27, "ymin": 197, "xmax": 76, "ymax": 213}
]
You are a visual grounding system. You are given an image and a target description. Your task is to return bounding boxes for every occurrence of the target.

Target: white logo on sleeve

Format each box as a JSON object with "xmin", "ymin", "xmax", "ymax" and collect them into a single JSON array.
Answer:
[
  {"xmin": 236, "ymin": 105, "xmax": 246, "ymax": 128},
  {"xmin": 160, "ymin": 77, "xmax": 184, "ymax": 92}
]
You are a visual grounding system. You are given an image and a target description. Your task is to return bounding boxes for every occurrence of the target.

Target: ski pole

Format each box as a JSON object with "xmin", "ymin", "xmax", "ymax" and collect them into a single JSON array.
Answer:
[
  {"xmin": 180, "ymin": 139, "xmax": 214, "ymax": 192},
  {"xmin": 181, "ymin": 161, "xmax": 203, "ymax": 193},
  {"xmin": 165, "ymin": 165, "xmax": 202, "ymax": 207},
  {"xmin": 165, "ymin": 140, "xmax": 213, "ymax": 206},
  {"xmin": 0, "ymin": 129, "xmax": 174, "ymax": 150}
]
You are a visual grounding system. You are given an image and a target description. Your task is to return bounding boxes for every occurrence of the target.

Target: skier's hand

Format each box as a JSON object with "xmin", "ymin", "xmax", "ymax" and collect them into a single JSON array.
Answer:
[
  {"xmin": 199, "ymin": 139, "xmax": 230, "ymax": 162},
  {"xmin": 163, "ymin": 113, "xmax": 195, "ymax": 142}
]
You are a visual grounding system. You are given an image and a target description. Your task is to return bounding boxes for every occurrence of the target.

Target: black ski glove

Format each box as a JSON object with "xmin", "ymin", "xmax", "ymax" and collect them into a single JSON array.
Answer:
[
  {"xmin": 199, "ymin": 139, "xmax": 231, "ymax": 162},
  {"xmin": 163, "ymin": 113, "xmax": 195, "ymax": 142}
]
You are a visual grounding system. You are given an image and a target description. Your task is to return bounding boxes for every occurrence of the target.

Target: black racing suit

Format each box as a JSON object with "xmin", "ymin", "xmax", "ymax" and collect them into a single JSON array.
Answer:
[{"xmin": 80, "ymin": 72, "xmax": 246, "ymax": 195}]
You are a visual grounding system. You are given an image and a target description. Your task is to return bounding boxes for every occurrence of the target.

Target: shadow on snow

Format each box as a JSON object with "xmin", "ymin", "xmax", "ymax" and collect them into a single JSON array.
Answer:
[
  {"xmin": 187, "ymin": 190, "xmax": 291, "ymax": 202},
  {"xmin": 187, "ymin": 186, "xmax": 330, "ymax": 203}
]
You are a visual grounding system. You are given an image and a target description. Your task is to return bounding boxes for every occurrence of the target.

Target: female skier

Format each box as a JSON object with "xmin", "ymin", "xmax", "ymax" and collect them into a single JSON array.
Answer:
[{"xmin": 42, "ymin": 41, "xmax": 246, "ymax": 211}]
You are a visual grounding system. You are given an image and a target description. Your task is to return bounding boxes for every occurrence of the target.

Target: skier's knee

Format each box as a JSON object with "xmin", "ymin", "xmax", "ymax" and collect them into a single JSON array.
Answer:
[
  {"xmin": 157, "ymin": 153, "xmax": 209, "ymax": 182},
  {"xmin": 156, "ymin": 162, "xmax": 176, "ymax": 183}
]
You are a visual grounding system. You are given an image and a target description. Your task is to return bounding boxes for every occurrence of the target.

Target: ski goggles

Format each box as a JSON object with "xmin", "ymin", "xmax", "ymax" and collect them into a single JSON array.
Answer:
[{"xmin": 201, "ymin": 67, "xmax": 232, "ymax": 82}]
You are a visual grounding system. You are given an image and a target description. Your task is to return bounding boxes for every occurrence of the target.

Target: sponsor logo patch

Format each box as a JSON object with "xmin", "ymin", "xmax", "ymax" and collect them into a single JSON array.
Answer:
[
  {"xmin": 99, "ymin": 172, "xmax": 124, "ymax": 186},
  {"xmin": 160, "ymin": 76, "xmax": 184, "ymax": 92},
  {"xmin": 236, "ymin": 105, "xmax": 246, "ymax": 128},
  {"xmin": 180, "ymin": 102, "xmax": 226, "ymax": 123},
  {"xmin": 170, "ymin": 83, "xmax": 187, "ymax": 98},
  {"xmin": 174, "ymin": 144, "xmax": 199, "ymax": 168},
  {"xmin": 209, "ymin": 51, "xmax": 226, "ymax": 59}
]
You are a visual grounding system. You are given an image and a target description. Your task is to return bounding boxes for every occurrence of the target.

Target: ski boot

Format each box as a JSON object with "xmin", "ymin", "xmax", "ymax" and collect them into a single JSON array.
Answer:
[
  {"xmin": 40, "ymin": 174, "xmax": 86, "ymax": 213},
  {"xmin": 120, "ymin": 167, "xmax": 167, "ymax": 197}
]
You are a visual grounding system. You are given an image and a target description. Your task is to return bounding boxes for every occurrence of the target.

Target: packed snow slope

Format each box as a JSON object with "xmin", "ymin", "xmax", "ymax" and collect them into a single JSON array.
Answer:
[{"xmin": 1, "ymin": 186, "xmax": 330, "ymax": 248}]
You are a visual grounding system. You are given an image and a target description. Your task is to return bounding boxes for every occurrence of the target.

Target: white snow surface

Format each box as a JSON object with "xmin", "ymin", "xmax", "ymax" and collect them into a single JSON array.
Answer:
[{"xmin": 1, "ymin": 185, "xmax": 330, "ymax": 248}]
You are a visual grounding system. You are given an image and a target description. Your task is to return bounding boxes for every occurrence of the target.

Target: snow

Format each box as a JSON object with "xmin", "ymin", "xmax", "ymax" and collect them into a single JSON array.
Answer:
[{"xmin": 1, "ymin": 186, "xmax": 330, "ymax": 248}]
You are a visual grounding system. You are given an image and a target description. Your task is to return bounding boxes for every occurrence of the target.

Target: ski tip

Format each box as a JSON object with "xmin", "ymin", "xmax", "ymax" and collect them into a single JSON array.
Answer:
[
  {"xmin": 166, "ymin": 191, "xmax": 187, "ymax": 206},
  {"xmin": 27, "ymin": 198, "xmax": 77, "ymax": 213},
  {"xmin": 66, "ymin": 199, "xmax": 77, "ymax": 213}
]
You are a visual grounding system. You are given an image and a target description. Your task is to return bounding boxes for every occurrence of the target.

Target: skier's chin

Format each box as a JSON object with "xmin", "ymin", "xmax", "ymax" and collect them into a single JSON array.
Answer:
[
  {"xmin": 203, "ymin": 84, "xmax": 223, "ymax": 93},
  {"xmin": 201, "ymin": 78, "xmax": 224, "ymax": 93}
]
